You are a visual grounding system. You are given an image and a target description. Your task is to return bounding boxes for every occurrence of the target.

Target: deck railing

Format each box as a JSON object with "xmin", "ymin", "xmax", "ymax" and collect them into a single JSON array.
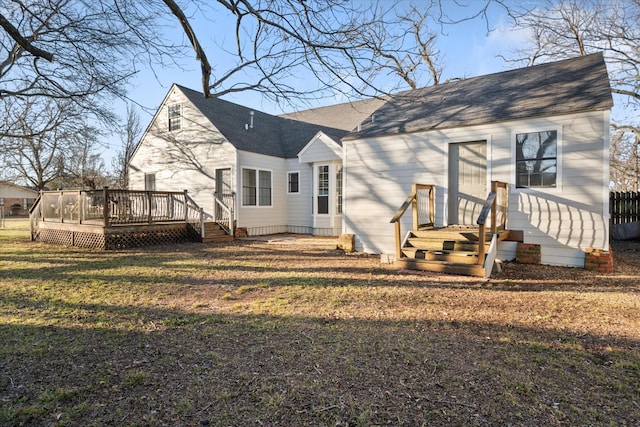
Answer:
[
  {"xmin": 214, "ymin": 192, "xmax": 234, "ymax": 235},
  {"xmin": 476, "ymin": 181, "xmax": 509, "ymax": 265},
  {"xmin": 30, "ymin": 188, "xmax": 204, "ymax": 232},
  {"xmin": 390, "ymin": 184, "xmax": 435, "ymax": 259},
  {"xmin": 390, "ymin": 181, "xmax": 508, "ymax": 261}
]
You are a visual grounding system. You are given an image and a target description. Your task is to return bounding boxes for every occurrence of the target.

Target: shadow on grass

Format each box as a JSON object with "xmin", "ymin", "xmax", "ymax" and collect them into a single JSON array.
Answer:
[
  {"xmin": 1, "ymin": 307, "xmax": 639, "ymax": 427},
  {"xmin": 2, "ymin": 238, "xmax": 639, "ymax": 295}
]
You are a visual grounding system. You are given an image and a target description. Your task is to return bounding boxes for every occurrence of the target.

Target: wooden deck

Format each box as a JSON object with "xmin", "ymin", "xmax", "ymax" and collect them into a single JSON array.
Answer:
[{"xmin": 29, "ymin": 189, "xmax": 233, "ymax": 249}]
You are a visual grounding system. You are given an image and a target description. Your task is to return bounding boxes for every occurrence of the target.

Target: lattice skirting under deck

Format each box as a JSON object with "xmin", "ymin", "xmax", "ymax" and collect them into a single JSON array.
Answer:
[{"xmin": 37, "ymin": 224, "xmax": 198, "ymax": 250}]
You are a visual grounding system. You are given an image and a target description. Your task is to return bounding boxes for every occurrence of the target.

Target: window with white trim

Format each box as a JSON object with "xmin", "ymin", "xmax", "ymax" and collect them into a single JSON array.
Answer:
[
  {"xmin": 144, "ymin": 173, "xmax": 156, "ymax": 191},
  {"xmin": 336, "ymin": 166, "xmax": 343, "ymax": 214},
  {"xmin": 168, "ymin": 103, "xmax": 182, "ymax": 131},
  {"xmin": 287, "ymin": 172, "xmax": 299, "ymax": 194},
  {"xmin": 515, "ymin": 130, "xmax": 557, "ymax": 188},
  {"xmin": 259, "ymin": 170, "xmax": 271, "ymax": 206},
  {"xmin": 317, "ymin": 165, "xmax": 329, "ymax": 214},
  {"xmin": 242, "ymin": 168, "xmax": 272, "ymax": 206}
]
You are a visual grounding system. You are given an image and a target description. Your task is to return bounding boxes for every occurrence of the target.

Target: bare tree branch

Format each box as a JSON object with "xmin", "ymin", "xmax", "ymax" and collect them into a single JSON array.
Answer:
[{"xmin": 0, "ymin": 13, "xmax": 54, "ymax": 62}]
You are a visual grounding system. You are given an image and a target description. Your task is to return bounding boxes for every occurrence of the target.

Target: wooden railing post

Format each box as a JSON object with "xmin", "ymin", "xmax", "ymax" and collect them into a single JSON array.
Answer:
[
  {"xmin": 147, "ymin": 191, "xmax": 153, "ymax": 224},
  {"xmin": 411, "ymin": 183, "xmax": 419, "ymax": 230},
  {"xmin": 78, "ymin": 191, "xmax": 83, "ymax": 224},
  {"xmin": 394, "ymin": 221, "xmax": 402, "ymax": 260},
  {"xmin": 102, "ymin": 187, "xmax": 109, "ymax": 227},
  {"xmin": 491, "ymin": 181, "xmax": 498, "ymax": 234},
  {"xmin": 183, "ymin": 189, "xmax": 189, "ymax": 222},
  {"xmin": 477, "ymin": 222, "xmax": 486, "ymax": 265},
  {"xmin": 429, "ymin": 186, "xmax": 435, "ymax": 226}
]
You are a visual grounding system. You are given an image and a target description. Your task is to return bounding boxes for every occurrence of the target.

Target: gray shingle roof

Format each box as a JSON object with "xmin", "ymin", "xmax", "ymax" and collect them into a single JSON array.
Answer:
[
  {"xmin": 279, "ymin": 98, "xmax": 386, "ymax": 132},
  {"xmin": 344, "ymin": 53, "xmax": 613, "ymax": 140},
  {"xmin": 177, "ymin": 86, "xmax": 379, "ymax": 158}
]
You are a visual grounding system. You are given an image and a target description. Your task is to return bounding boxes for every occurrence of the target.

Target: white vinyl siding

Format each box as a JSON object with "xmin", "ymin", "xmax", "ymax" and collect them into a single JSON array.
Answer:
[
  {"xmin": 298, "ymin": 133, "xmax": 342, "ymax": 163},
  {"xmin": 343, "ymin": 110, "xmax": 609, "ymax": 267},
  {"xmin": 129, "ymin": 86, "xmax": 237, "ymax": 216},
  {"xmin": 285, "ymin": 160, "xmax": 312, "ymax": 232},
  {"xmin": 236, "ymin": 151, "xmax": 287, "ymax": 235}
]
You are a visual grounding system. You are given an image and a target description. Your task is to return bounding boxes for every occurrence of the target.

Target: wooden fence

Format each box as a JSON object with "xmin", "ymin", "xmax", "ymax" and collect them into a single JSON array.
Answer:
[{"xmin": 610, "ymin": 191, "xmax": 640, "ymax": 224}]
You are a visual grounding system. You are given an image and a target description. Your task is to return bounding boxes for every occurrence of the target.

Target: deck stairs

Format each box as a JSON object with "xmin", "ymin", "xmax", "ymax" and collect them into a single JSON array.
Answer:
[
  {"xmin": 202, "ymin": 221, "xmax": 234, "ymax": 243},
  {"xmin": 390, "ymin": 182, "xmax": 509, "ymax": 278},
  {"xmin": 395, "ymin": 226, "xmax": 510, "ymax": 277}
]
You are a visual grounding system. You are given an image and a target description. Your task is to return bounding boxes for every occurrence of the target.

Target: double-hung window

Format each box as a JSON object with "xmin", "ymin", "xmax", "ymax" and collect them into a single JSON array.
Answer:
[
  {"xmin": 288, "ymin": 172, "xmax": 300, "ymax": 194},
  {"xmin": 336, "ymin": 166, "xmax": 343, "ymax": 214},
  {"xmin": 168, "ymin": 103, "xmax": 182, "ymax": 131},
  {"xmin": 516, "ymin": 130, "xmax": 558, "ymax": 188},
  {"xmin": 317, "ymin": 165, "xmax": 329, "ymax": 214},
  {"xmin": 144, "ymin": 173, "xmax": 156, "ymax": 191},
  {"xmin": 242, "ymin": 168, "xmax": 272, "ymax": 206}
]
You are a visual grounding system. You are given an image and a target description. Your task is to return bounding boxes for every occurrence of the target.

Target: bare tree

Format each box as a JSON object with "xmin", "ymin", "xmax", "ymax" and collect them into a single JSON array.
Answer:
[
  {"xmin": 505, "ymin": 0, "xmax": 640, "ymax": 190},
  {"xmin": 0, "ymin": 0, "xmax": 189, "ymax": 131},
  {"xmin": 352, "ymin": 2, "xmax": 443, "ymax": 90},
  {"xmin": 1, "ymin": 98, "xmax": 97, "ymax": 190},
  {"xmin": 58, "ymin": 126, "xmax": 110, "ymax": 190},
  {"xmin": 112, "ymin": 104, "xmax": 143, "ymax": 189}
]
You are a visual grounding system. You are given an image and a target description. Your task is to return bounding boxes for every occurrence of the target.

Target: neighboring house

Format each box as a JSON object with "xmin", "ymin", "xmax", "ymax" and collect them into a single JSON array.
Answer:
[
  {"xmin": 130, "ymin": 53, "xmax": 613, "ymax": 268},
  {"xmin": 0, "ymin": 181, "xmax": 38, "ymax": 217}
]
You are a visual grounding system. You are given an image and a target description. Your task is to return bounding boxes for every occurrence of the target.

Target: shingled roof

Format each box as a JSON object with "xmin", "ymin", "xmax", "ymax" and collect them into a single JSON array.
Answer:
[
  {"xmin": 177, "ymin": 86, "xmax": 380, "ymax": 158},
  {"xmin": 344, "ymin": 53, "xmax": 613, "ymax": 140},
  {"xmin": 279, "ymin": 98, "xmax": 386, "ymax": 132}
]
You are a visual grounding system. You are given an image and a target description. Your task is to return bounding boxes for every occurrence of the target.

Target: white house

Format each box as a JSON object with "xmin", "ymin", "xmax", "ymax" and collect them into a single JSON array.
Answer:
[{"xmin": 129, "ymin": 53, "xmax": 613, "ymax": 270}]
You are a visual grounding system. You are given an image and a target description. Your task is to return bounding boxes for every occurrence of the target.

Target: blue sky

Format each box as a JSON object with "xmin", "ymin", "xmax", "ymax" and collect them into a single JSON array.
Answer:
[{"xmin": 102, "ymin": 1, "xmax": 530, "ymax": 164}]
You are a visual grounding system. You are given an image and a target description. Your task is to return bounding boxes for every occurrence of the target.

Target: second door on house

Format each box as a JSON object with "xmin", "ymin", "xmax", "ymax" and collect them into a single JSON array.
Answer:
[{"xmin": 448, "ymin": 141, "xmax": 487, "ymax": 226}]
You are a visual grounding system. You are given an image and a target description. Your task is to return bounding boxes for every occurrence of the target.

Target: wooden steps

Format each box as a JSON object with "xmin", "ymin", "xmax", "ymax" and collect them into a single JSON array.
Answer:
[
  {"xmin": 396, "ymin": 227, "xmax": 509, "ymax": 277},
  {"xmin": 201, "ymin": 222, "xmax": 233, "ymax": 243}
]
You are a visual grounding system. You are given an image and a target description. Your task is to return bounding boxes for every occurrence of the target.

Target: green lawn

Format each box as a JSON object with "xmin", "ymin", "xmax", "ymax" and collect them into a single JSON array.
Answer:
[{"xmin": 1, "ymin": 219, "xmax": 639, "ymax": 426}]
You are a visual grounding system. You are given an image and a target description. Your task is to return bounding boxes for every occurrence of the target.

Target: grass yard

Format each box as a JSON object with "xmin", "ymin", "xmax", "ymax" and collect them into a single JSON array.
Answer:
[{"xmin": 1, "ymin": 218, "xmax": 639, "ymax": 426}]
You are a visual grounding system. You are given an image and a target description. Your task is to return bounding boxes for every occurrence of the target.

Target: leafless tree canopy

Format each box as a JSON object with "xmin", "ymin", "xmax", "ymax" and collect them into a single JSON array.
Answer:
[
  {"xmin": 112, "ymin": 104, "xmax": 143, "ymax": 189},
  {"xmin": 1, "ymin": 98, "xmax": 94, "ymax": 190},
  {"xmin": 505, "ymin": 0, "xmax": 640, "ymax": 191}
]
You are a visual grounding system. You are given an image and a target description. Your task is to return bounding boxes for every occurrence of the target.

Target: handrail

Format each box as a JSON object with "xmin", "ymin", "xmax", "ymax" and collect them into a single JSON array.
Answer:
[
  {"xmin": 390, "ymin": 190, "xmax": 417, "ymax": 225},
  {"xmin": 476, "ymin": 180, "xmax": 509, "ymax": 265},
  {"xmin": 390, "ymin": 184, "xmax": 435, "ymax": 259},
  {"xmin": 476, "ymin": 191, "xmax": 496, "ymax": 265},
  {"xmin": 184, "ymin": 191, "xmax": 205, "ymax": 238},
  {"xmin": 214, "ymin": 192, "xmax": 235, "ymax": 236},
  {"xmin": 29, "ymin": 193, "xmax": 42, "ymax": 240}
]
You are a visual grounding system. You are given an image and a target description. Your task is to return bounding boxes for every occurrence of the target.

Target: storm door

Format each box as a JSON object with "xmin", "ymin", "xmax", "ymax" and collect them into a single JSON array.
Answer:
[{"xmin": 448, "ymin": 141, "xmax": 487, "ymax": 225}]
